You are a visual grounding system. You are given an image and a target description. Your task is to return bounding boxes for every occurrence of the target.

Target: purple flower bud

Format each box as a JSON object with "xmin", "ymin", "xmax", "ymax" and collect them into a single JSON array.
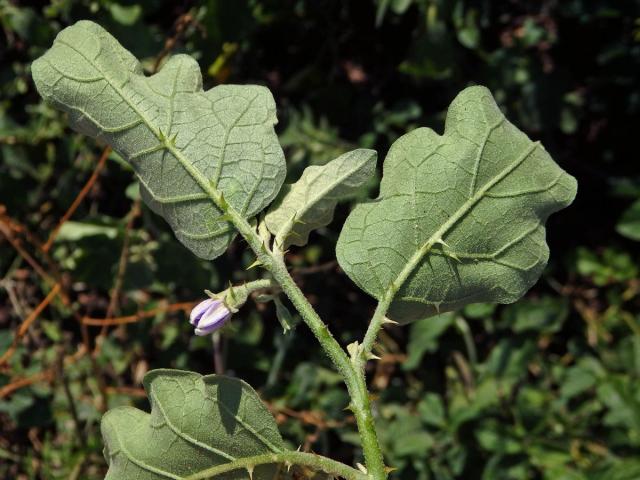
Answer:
[{"xmin": 189, "ymin": 298, "xmax": 232, "ymax": 336}]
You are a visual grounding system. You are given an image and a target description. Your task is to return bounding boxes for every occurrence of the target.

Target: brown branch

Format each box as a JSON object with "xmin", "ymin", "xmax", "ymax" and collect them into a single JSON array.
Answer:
[
  {"xmin": 105, "ymin": 386, "xmax": 146, "ymax": 398},
  {"xmin": 152, "ymin": 13, "xmax": 200, "ymax": 72},
  {"xmin": 42, "ymin": 146, "xmax": 111, "ymax": 252},
  {"xmin": 0, "ymin": 219, "xmax": 55, "ymax": 286},
  {"xmin": 0, "ymin": 346, "xmax": 88, "ymax": 398},
  {"xmin": 93, "ymin": 199, "xmax": 141, "ymax": 351},
  {"xmin": 82, "ymin": 301, "xmax": 196, "ymax": 326},
  {"xmin": 0, "ymin": 371, "xmax": 53, "ymax": 399},
  {"xmin": 268, "ymin": 403, "xmax": 353, "ymax": 430},
  {"xmin": 0, "ymin": 283, "xmax": 61, "ymax": 366}
]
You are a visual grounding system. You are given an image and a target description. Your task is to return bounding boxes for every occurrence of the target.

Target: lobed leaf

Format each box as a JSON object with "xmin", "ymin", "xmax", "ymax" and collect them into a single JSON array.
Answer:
[
  {"xmin": 337, "ymin": 86, "xmax": 577, "ymax": 323},
  {"xmin": 101, "ymin": 369, "xmax": 285, "ymax": 479},
  {"xmin": 32, "ymin": 20, "xmax": 285, "ymax": 259},
  {"xmin": 265, "ymin": 149, "xmax": 377, "ymax": 248}
]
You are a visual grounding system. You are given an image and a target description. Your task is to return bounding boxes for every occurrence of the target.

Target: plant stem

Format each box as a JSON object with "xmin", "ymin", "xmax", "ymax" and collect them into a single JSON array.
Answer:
[
  {"xmin": 271, "ymin": 260, "xmax": 388, "ymax": 479},
  {"xmin": 362, "ymin": 293, "xmax": 394, "ymax": 358},
  {"xmin": 228, "ymin": 222, "xmax": 387, "ymax": 477},
  {"xmin": 185, "ymin": 451, "xmax": 368, "ymax": 480},
  {"xmin": 166, "ymin": 143, "xmax": 388, "ymax": 478}
]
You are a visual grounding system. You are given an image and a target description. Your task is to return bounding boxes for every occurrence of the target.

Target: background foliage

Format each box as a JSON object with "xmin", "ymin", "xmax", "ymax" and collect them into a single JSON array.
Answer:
[{"xmin": 0, "ymin": 1, "xmax": 639, "ymax": 479}]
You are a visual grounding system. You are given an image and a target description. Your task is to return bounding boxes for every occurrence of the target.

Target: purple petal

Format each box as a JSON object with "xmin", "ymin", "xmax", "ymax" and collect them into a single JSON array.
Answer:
[
  {"xmin": 194, "ymin": 303, "xmax": 232, "ymax": 336},
  {"xmin": 189, "ymin": 298, "xmax": 219, "ymax": 326}
]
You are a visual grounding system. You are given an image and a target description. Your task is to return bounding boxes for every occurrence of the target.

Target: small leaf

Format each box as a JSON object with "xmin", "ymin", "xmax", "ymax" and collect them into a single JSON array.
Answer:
[
  {"xmin": 337, "ymin": 86, "xmax": 577, "ymax": 323},
  {"xmin": 101, "ymin": 369, "xmax": 285, "ymax": 479},
  {"xmin": 265, "ymin": 149, "xmax": 377, "ymax": 248},
  {"xmin": 616, "ymin": 199, "xmax": 640, "ymax": 241},
  {"xmin": 32, "ymin": 21, "xmax": 286, "ymax": 260},
  {"xmin": 273, "ymin": 297, "xmax": 295, "ymax": 333}
]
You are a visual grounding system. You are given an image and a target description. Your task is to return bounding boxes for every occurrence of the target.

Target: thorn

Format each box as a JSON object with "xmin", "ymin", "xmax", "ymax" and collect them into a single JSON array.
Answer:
[
  {"xmin": 384, "ymin": 465, "xmax": 398, "ymax": 474},
  {"xmin": 246, "ymin": 259, "xmax": 262, "ymax": 270},
  {"xmin": 435, "ymin": 237, "xmax": 450, "ymax": 248},
  {"xmin": 346, "ymin": 341, "xmax": 360, "ymax": 362},
  {"xmin": 343, "ymin": 403, "xmax": 354, "ymax": 412},
  {"xmin": 227, "ymin": 281, "xmax": 237, "ymax": 302},
  {"xmin": 382, "ymin": 316, "xmax": 399, "ymax": 325},
  {"xmin": 356, "ymin": 463, "xmax": 368, "ymax": 474},
  {"xmin": 447, "ymin": 251, "xmax": 461, "ymax": 262},
  {"xmin": 433, "ymin": 301, "xmax": 441, "ymax": 314},
  {"xmin": 157, "ymin": 128, "xmax": 165, "ymax": 141},
  {"xmin": 285, "ymin": 460, "xmax": 292, "ymax": 472},
  {"xmin": 366, "ymin": 352, "xmax": 381, "ymax": 361},
  {"xmin": 246, "ymin": 465, "xmax": 254, "ymax": 479},
  {"xmin": 296, "ymin": 445, "xmax": 302, "ymax": 452},
  {"xmin": 218, "ymin": 192, "xmax": 228, "ymax": 209},
  {"xmin": 291, "ymin": 211, "xmax": 306, "ymax": 225}
]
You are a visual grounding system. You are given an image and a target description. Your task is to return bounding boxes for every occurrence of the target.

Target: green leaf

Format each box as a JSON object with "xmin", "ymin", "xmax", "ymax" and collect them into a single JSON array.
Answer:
[
  {"xmin": 101, "ymin": 369, "xmax": 285, "ymax": 479},
  {"xmin": 501, "ymin": 296, "xmax": 569, "ymax": 334},
  {"xmin": 109, "ymin": 3, "xmax": 143, "ymax": 26},
  {"xmin": 265, "ymin": 149, "xmax": 377, "ymax": 248},
  {"xmin": 417, "ymin": 393, "xmax": 447, "ymax": 428},
  {"xmin": 616, "ymin": 199, "xmax": 640, "ymax": 241},
  {"xmin": 56, "ymin": 220, "xmax": 119, "ymax": 241},
  {"xmin": 403, "ymin": 312, "xmax": 455, "ymax": 370},
  {"xmin": 337, "ymin": 86, "xmax": 577, "ymax": 323},
  {"xmin": 32, "ymin": 21, "xmax": 285, "ymax": 260}
]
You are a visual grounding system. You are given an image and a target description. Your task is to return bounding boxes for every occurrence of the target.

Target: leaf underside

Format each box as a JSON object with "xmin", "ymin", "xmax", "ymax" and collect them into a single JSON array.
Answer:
[
  {"xmin": 101, "ymin": 369, "xmax": 285, "ymax": 479},
  {"xmin": 337, "ymin": 86, "xmax": 577, "ymax": 323},
  {"xmin": 265, "ymin": 149, "xmax": 377, "ymax": 248},
  {"xmin": 32, "ymin": 20, "xmax": 285, "ymax": 260}
]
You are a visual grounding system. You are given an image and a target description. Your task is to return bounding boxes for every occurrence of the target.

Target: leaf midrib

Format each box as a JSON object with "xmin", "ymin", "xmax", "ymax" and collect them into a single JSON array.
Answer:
[
  {"xmin": 386, "ymin": 139, "xmax": 541, "ymax": 299},
  {"xmin": 107, "ymin": 415, "xmax": 183, "ymax": 480},
  {"xmin": 55, "ymin": 35, "xmax": 224, "ymax": 214},
  {"xmin": 213, "ymin": 391, "xmax": 284, "ymax": 454},
  {"xmin": 150, "ymin": 388, "xmax": 237, "ymax": 462}
]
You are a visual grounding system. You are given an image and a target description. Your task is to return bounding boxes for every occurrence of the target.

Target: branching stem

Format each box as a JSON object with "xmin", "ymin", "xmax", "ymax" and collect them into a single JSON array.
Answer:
[
  {"xmin": 196, "ymin": 191, "xmax": 385, "ymax": 478},
  {"xmin": 164, "ymin": 143, "xmax": 388, "ymax": 479}
]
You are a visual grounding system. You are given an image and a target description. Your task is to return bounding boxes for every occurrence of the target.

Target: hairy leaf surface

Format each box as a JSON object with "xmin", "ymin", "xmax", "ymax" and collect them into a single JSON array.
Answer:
[
  {"xmin": 337, "ymin": 86, "xmax": 577, "ymax": 323},
  {"xmin": 101, "ymin": 369, "xmax": 284, "ymax": 479},
  {"xmin": 265, "ymin": 149, "xmax": 377, "ymax": 248},
  {"xmin": 32, "ymin": 21, "xmax": 285, "ymax": 259}
]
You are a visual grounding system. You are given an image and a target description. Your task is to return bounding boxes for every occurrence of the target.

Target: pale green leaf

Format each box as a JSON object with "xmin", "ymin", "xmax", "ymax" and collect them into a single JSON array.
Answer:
[
  {"xmin": 337, "ymin": 86, "xmax": 577, "ymax": 323},
  {"xmin": 56, "ymin": 220, "xmax": 119, "ymax": 241},
  {"xmin": 101, "ymin": 369, "xmax": 284, "ymax": 479},
  {"xmin": 32, "ymin": 21, "xmax": 285, "ymax": 260},
  {"xmin": 265, "ymin": 149, "xmax": 376, "ymax": 248}
]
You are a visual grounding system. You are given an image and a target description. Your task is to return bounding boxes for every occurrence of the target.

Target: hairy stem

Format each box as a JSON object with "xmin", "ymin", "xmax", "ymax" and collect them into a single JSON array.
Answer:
[
  {"xmin": 165, "ymin": 141, "xmax": 387, "ymax": 478},
  {"xmin": 185, "ymin": 174, "xmax": 387, "ymax": 478},
  {"xmin": 362, "ymin": 294, "xmax": 394, "ymax": 358},
  {"xmin": 185, "ymin": 451, "xmax": 368, "ymax": 480},
  {"xmin": 271, "ymin": 258, "xmax": 388, "ymax": 480}
]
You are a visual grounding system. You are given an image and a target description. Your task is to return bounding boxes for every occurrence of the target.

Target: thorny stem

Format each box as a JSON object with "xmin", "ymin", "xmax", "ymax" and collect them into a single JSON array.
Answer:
[
  {"xmin": 165, "ymin": 143, "xmax": 388, "ymax": 478},
  {"xmin": 185, "ymin": 451, "xmax": 368, "ymax": 480}
]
